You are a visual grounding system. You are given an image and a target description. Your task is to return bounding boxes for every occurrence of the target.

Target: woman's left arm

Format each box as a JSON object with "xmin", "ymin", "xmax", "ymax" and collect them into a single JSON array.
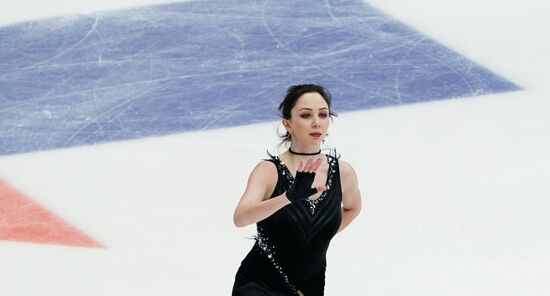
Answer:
[{"xmin": 337, "ymin": 160, "xmax": 362, "ymax": 233}]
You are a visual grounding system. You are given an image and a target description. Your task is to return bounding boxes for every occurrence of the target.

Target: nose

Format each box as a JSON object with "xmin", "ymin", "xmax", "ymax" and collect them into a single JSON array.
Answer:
[{"xmin": 312, "ymin": 115, "xmax": 320, "ymax": 127}]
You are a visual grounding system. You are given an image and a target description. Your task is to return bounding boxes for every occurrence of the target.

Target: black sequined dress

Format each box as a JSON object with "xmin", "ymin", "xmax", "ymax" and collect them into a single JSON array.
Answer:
[{"xmin": 232, "ymin": 153, "xmax": 342, "ymax": 296}]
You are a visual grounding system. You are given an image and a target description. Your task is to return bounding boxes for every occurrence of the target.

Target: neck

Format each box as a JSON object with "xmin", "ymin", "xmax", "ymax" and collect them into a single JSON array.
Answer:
[
  {"xmin": 288, "ymin": 143, "xmax": 322, "ymax": 156},
  {"xmin": 289, "ymin": 147, "xmax": 321, "ymax": 155},
  {"xmin": 284, "ymin": 145, "xmax": 324, "ymax": 168}
]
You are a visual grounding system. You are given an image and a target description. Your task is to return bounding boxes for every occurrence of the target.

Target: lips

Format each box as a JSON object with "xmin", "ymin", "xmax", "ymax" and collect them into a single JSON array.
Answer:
[{"xmin": 310, "ymin": 132, "xmax": 322, "ymax": 137}]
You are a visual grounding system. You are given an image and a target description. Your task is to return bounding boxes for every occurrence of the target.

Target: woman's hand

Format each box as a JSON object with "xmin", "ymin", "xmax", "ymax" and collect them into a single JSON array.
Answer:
[{"xmin": 285, "ymin": 156, "xmax": 326, "ymax": 202}]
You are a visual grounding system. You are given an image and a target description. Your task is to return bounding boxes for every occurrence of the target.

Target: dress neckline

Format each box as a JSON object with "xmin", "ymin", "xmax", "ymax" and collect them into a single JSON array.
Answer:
[{"xmin": 275, "ymin": 154, "xmax": 332, "ymax": 188}]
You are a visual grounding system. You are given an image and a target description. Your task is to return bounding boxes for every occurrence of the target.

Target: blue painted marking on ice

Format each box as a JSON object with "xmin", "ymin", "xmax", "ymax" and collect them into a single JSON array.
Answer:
[{"xmin": 0, "ymin": 0, "xmax": 519, "ymax": 155}]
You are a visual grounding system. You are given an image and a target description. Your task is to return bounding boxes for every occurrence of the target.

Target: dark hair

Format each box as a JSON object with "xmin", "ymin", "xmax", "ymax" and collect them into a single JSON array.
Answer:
[{"xmin": 277, "ymin": 84, "xmax": 337, "ymax": 146}]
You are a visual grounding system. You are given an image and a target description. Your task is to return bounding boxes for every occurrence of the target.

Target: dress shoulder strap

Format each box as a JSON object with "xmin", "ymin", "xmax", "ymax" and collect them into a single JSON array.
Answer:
[
  {"xmin": 261, "ymin": 154, "xmax": 285, "ymax": 180},
  {"xmin": 263, "ymin": 151, "xmax": 285, "ymax": 167},
  {"xmin": 327, "ymin": 154, "xmax": 340, "ymax": 177}
]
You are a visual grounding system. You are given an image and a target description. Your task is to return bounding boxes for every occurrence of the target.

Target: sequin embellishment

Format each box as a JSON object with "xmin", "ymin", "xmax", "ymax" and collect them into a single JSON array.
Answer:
[
  {"xmin": 255, "ymin": 226, "xmax": 298, "ymax": 293},
  {"xmin": 274, "ymin": 155, "xmax": 335, "ymax": 215}
]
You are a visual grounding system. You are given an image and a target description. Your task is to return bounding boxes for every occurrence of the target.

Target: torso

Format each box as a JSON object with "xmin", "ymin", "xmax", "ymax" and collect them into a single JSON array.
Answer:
[{"xmin": 234, "ymin": 150, "xmax": 344, "ymax": 295}]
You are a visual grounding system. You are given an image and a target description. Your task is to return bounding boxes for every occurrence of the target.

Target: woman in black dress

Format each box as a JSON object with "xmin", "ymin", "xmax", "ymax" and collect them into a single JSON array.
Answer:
[{"xmin": 232, "ymin": 84, "xmax": 362, "ymax": 295}]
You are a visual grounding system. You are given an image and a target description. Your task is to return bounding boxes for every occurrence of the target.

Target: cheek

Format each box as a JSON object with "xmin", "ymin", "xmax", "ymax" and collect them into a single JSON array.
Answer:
[{"xmin": 295, "ymin": 118, "xmax": 310, "ymax": 129}]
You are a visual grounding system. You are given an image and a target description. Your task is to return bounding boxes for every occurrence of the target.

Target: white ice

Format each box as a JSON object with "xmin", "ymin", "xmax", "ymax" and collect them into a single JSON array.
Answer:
[{"xmin": 0, "ymin": 0, "xmax": 549, "ymax": 295}]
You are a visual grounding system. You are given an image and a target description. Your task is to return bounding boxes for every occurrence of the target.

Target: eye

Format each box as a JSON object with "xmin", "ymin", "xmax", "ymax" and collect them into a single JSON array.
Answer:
[
  {"xmin": 300, "ymin": 114, "xmax": 311, "ymax": 118},
  {"xmin": 319, "ymin": 113, "xmax": 328, "ymax": 118}
]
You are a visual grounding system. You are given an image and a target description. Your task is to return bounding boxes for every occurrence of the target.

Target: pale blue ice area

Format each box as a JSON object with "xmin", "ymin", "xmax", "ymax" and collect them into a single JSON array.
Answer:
[
  {"xmin": 0, "ymin": 0, "xmax": 518, "ymax": 155},
  {"xmin": 0, "ymin": 0, "xmax": 548, "ymax": 295}
]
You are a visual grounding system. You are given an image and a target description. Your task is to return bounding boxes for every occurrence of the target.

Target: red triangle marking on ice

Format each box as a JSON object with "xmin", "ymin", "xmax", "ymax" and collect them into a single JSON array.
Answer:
[{"xmin": 0, "ymin": 179, "xmax": 105, "ymax": 248}]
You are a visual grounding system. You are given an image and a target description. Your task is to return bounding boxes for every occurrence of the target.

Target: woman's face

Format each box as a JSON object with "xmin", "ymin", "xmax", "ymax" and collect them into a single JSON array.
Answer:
[{"xmin": 284, "ymin": 92, "xmax": 330, "ymax": 145}]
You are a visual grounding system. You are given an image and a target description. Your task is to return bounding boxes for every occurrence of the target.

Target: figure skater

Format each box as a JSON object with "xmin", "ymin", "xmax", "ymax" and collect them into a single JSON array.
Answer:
[{"xmin": 232, "ymin": 84, "xmax": 362, "ymax": 295}]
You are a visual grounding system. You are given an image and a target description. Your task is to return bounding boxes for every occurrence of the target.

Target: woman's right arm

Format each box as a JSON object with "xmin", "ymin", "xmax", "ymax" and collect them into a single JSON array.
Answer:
[{"xmin": 233, "ymin": 161, "xmax": 291, "ymax": 228}]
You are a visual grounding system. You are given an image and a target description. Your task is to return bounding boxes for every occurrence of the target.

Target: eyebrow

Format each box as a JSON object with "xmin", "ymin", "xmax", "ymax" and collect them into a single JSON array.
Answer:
[{"xmin": 299, "ymin": 107, "xmax": 329, "ymax": 111}]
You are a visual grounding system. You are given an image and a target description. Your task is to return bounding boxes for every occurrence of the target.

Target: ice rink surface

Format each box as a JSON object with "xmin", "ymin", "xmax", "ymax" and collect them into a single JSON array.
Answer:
[{"xmin": 0, "ymin": 0, "xmax": 549, "ymax": 295}]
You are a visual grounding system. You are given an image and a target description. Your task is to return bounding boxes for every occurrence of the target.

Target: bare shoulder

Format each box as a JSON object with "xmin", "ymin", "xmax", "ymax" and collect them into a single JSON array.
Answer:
[
  {"xmin": 337, "ymin": 159, "xmax": 361, "ymax": 212},
  {"xmin": 337, "ymin": 159, "xmax": 359, "ymax": 193},
  {"xmin": 233, "ymin": 159, "xmax": 280, "ymax": 226},
  {"xmin": 338, "ymin": 159, "xmax": 357, "ymax": 179},
  {"xmin": 251, "ymin": 159, "xmax": 278, "ymax": 178},
  {"xmin": 245, "ymin": 159, "xmax": 278, "ymax": 199}
]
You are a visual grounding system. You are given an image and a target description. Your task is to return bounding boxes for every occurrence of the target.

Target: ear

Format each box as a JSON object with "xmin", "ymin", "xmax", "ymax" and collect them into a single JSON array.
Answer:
[{"xmin": 282, "ymin": 119, "xmax": 291, "ymax": 131}]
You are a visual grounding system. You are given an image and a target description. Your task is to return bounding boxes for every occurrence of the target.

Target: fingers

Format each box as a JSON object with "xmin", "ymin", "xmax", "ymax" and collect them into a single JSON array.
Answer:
[
  {"xmin": 311, "ymin": 156, "xmax": 323, "ymax": 172},
  {"xmin": 298, "ymin": 157, "xmax": 322, "ymax": 173},
  {"xmin": 297, "ymin": 156, "xmax": 323, "ymax": 172},
  {"xmin": 297, "ymin": 158, "xmax": 312, "ymax": 172},
  {"xmin": 308, "ymin": 185, "xmax": 327, "ymax": 201},
  {"xmin": 306, "ymin": 156, "xmax": 322, "ymax": 173},
  {"xmin": 313, "ymin": 185, "xmax": 326, "ymax": 194},
  {"xmin": 305, "ymin": 158, "xmax": 315, "ymax": 172}
]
